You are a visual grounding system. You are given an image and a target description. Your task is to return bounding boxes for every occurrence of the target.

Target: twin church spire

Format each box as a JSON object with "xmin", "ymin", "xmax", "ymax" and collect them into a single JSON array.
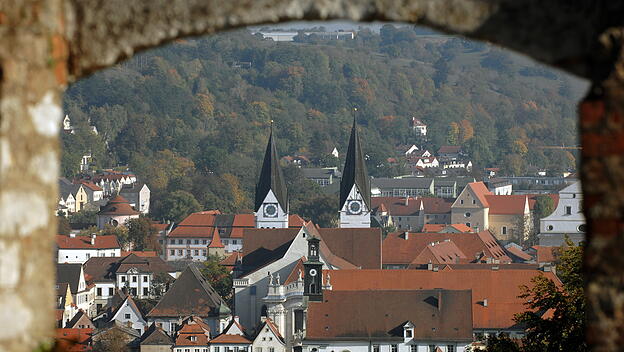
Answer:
[{"xmin": 254, "ymin": 116, "xmax": 370, "ymax": 229}]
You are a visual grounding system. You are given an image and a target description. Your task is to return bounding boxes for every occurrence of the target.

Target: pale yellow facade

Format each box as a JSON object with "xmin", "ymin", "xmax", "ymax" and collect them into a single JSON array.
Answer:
[
  {"xmin": 74, "ymin": 185, "xmax": 88, "ymax": 212},
  {"xmin": 451, "ymin": 186, "xmax": 489, "ymax": 231}
]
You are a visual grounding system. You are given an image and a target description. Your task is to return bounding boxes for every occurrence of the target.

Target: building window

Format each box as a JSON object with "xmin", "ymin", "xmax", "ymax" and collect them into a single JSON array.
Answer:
[
  {"xmin": 391, "ymin": 345, "xmax": 398, "ymax": 352},
  {"xmin": 502, "ymin": 226, "xmax": 507, "ymax": 235},
  {"xmin": 186, "ymin": 249, "xmax": 191, "ymax": 256},
  {"xmin": 223, "ymin": 240, "xmax": 228, "ymax": 245},
  {"xmin": 97, "ymin": 288, "xmax": 102, "ymax": 296},
  {"xmin": 464, "ymin": 212, "xmax": 471, "ymax": 218},
  {"xmin": 125, "ymin": 314, "xmax": 131, "ymax": 319},
  {"xmin": 214, "ymin": 347, "xmax": 220, "ymax": 352},
  {"xmin": 410, "ymin": 346, "xmax": 417, "ymax": 352},
  {"xmin": 178, "ymin": 250, "xmax": 183, "ymax": 256},
  {"xmin": 170, "ymin": 239, "xmax": 175, "ymax": 244},
  {"xmin": 190, "ymin": 336, "xmax": 197, "ymax": 342},
  {"xmin": 406, "ymin": 329, "xmax": 413, "ymax": 338},
  {"xmin": 132, "ymin": 276, "xmax": 137, "ymax": 282},
  {"xmin": 143, "ymin": 276, "xmax": 148, "ymax": 282},
  {"xmin": 194, "ymin": 250, "xmax": 199, "ymax": 256},
  {"xmin": 195, "ymin": 239, "xmax": 199, "ymax": 245},
  {"xmin": 269, "ymin": 348, "xmax": 274, "ymax": 352},
  {"xmin": 565, "ymin": 206, "xmax": 572, "ymax": 215},
  {"xmin": 108, "ymin": 288, "xmax": 114, "ymax": 296},
  {"xmin": 121, "ymin": 276, "xmax": 126, "ymax": 282},
  {"xmin": 547, "ymin": 225, "xmax": 554, "ymax": 231},
  {"xmin": 255, "ymin": 348, "xmax": 262, "ymax": 352},
  {"xmin": 178, "ymin": 239, "xmax": 183, "ymax": 244},
  {"xmin": 373, "ymin": 345, "xmax": 380, "ymax": 352},
  {"xmin": 447, "ymin": 346, "xmax": 455, "ymax": 352},
  {"xmin": 429, "ymin": 346, "xmax": 435, "ymax": 352},
  {"xmin": 203, "ymin": 240, "xmax": 207, "ymax": 244},
  {"xmin": 202, "ymin": 250, "xmax": 207, "ymax": 256},
  {"xmin": 170, "ymin": 249, "xmax": 175, "ymax": 256},
  {"xmin": 187, "ymin": 239, "xmax": 191, "ymax": 244},
  {"xmin": 460, "ymin": 199, "xmax": 464, "ymax": 204},
  {"xmin": 233, "ymin": 240, "xmax": 237, "ymax": 245},
  {"xmin": 143, "ymin": 287, "xmax": 149, "ymax": 296}
]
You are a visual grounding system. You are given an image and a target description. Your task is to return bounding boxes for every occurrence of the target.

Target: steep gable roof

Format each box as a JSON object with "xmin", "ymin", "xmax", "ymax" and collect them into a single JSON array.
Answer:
[
  {"xmin": 255, "ymin": 125, "xmax": 288, "ymax": 212},
  {"xmin": 209, "ymin": 227, "xmax": 225, "ymax": 248},
  {"xmin": 66, "ymin": 311, "xmax": 94, "ymax": 329},
  {"xmin": 147, "ymin": 265, "xmax": 229, "ymax": 318},
  {"xmin": 340, "ymin": 118, "xmax": 370, "ymax": 210},
  {"xmin": 141, "ymin": 324, "xmax": 172, "ymax": 346},
  {"xmin": 316, "ymin": 228, "xmax": 382, "ymax": 269},
  {"xmin": 412, "ymin": 240, "xmax": 468, "ymax": 265},
  {"xmin": 306, "ymin": 290, "xmax": 472, "ymax": 341},
  {"xmin": 56, "ymin": 263, "xmax": 84, "ymax": 294}
]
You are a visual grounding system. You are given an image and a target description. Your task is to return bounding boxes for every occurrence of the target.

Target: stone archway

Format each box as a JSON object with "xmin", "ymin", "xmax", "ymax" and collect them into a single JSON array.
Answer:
[{"xmin": 1, "ymin": 1, "xmax": 623, "ymax": 350}]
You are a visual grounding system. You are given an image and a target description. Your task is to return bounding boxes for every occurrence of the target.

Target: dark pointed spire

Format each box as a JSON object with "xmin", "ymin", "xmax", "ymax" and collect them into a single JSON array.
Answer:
[
  {"xmin": 340, "ymin": 109, "xmax": 370, "ymax": 209},
  {"xmin": 255, "ymin": 122, "xmax": 288, "ymax": 212}
]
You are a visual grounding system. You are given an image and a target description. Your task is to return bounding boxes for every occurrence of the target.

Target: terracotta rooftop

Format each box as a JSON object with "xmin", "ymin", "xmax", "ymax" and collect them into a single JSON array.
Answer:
[
  {"xmin": 306, "ymin": 289, "xmax": 472, "ymax": 341},
  {"xmin": 120, "ymin": 250, "xmax": 158, "ymax": 257},
  {"xmin": 412, "ymin": 240, "xmax": 468, "ymax": 265},
  {"xmin": 324, "ymin": 268, "xmax": 562, "ymax": 330},
  {"xmin": 80, "ymin": 182, "xmax": 103, "ymax": 191},
  {"xmin": 383, "ymin": 231, "xmax": 511, "ymax": 266},
  {"xmin": 421, "ymin": 224, "xmax": 473, "ymax": 233},
  {"xmin": 485, "ymin": 195, "xmax": 528, "ymax": 215},
  {"xmin": 56, "ymin": 234, "xmax": 120, "ymax": 250},
  {"xmin": 505, "ymin": 246, "xmax": 533, "ymax": 262},
  {"xmin": 97, "ymin": 195, "xmax": 140, "ymax": 216},
  {"xmin": 533, "ymin": 245, "xmax": 558, "ymax": 263},
  {"xmin": 169, "ymin": 212, "xmax": 304, "ymax": 238},
  {"xmin": 55, "ymin": 328, "xmax": 93, "ymax": 351},
  {"xmin": 466, "ymin": 182, "xmax": 492, "ymax": 207},
  {"xmin": 210, "ymin": 334, "xmax": 252, "ymax": 344}
]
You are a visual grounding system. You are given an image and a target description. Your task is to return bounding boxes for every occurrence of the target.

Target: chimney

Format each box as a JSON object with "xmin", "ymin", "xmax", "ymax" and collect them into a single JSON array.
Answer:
[
  {"xmin": 69, "ymin": 233, "xmax": 76, "ymax": 238},
  {"xmin": 427, "ymin": 261, "xmax": 433, "ymax": 271},
  {"xmin": 403, "ymin": 231, "xmax": 409, "ymax": 240},
  {"xmin": 91, "ymin": 233, "xmax": 96, "ymax": 245},
  {"xmin": 404, "ymin": 197, "xmax": 409, "ymax": 206},
  {"xmin": 483, "ymin": 299, "xmax": 488, "ymax": 307}
]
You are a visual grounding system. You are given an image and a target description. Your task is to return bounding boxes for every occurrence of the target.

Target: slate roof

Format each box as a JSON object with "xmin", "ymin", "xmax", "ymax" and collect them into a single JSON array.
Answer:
[
  {"xmin": 340, "ymin": 119, "xmax": 370, "ymax": 210},
  {"xmin": 305, "ymin": 289, "xmax": 472, "ymax": 341},
  {"xmin": 56, "ymin": 263, "xmax": 84, "ymax": 294},
  {"xmin": 140, "ymin": 324, "xmax": 173, "ymax": 346},
  {"xmin": 56, "ymin": 234, "xmax": 120, "ymax": 250},
  {"xmin": 324, "ymin": 269, "xmax": 561, "ymax": 330},
  {"xmin": 255, "ymin": 125, "xmax": 288, "ymax": 212},
  {"xmin": 147, "ymin": 265, "xmax": 229, "ymax": 318},
  {"xmin": 316, "ymin": 228, "xmax": 382, "ymax": 269},
  {"xmin": 97, "ymin": 195, "xmax": 140, "ymax": 216}
]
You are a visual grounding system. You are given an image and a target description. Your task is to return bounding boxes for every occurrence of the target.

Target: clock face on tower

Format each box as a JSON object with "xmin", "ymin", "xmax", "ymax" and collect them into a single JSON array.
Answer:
[
  {"xmin": 308, "ymin": 268, "xmax": 318, "ymax": 277},
  {"xmin": 264, "ymin": 203, "xmax": 278, "ymax": 217},
  {"xmin": 347, "ymin": 200, "xmax": 363, "ymax": 215}
]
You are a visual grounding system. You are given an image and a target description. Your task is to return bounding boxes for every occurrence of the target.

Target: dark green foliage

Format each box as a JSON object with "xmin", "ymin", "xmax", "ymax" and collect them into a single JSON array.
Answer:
[
  {"xmin": 514, "ymin": 240, "xmax": 586, "ymax": 352},
  {"xmin": 57, "ymin": 215, "xmax": 71, "ymax": 235},
  {"xmin": 199, "ymin": 255, "xmax": 233, "ymax": 305},
  {"xmin": 126, "ymin": 217, "xmax": 159, "ymax": 251},
  {"xmin": 68, "ymin": 210, "xmax": 97, "ymax": 225},
  {"xmin": 484, "ymin": 333, "xmax": 522, "ymax": 352},
  {"xmin": 62, "ymin": 26, "xmax": 583, "ymax": 218}
]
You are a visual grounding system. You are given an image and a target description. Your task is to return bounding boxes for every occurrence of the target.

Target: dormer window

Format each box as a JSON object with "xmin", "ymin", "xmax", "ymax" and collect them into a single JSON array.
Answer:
[{"xmin": 190, "ymin": 336, "xmax": 197, "ymax": 342}]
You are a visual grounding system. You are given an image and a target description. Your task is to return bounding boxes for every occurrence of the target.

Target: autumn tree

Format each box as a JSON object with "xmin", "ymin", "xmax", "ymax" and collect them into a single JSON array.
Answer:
[
  {"xmin": 458, "ymin": 119, "xmax": 474, "ymax": 143},
  {"xmin": 199, "ymin": 255, "xmax": 233, "ymax": 305},
  {"xmin": 446, "ymin": 122, "xmax": 460, "ymax": 145},
  {"xmin": 515, "ymin": 240, "xmax": 586, "ymax": 351},
  {"xmin": 126, "ymin": 217, "xmax": 159, "ymax": 251}
]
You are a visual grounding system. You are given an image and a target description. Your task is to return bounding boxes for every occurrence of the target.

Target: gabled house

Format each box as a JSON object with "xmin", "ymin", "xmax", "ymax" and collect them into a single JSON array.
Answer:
[
  {"xmin": 140, "ymin": 323, "xmax": 173, "ymax": 352},
  {"xmin": 56, "ymin": 283, "xmax": 76, "ymax": 328},
  {"xmin": 120, "ymin": 182, "xmax": 151, "ymax": 214},
  {"xmin": 66, "ymin": 310, "xmax": 95, "ymax": 330},
  {"xmin": 450, "ymin": 182, "xmax": 491, "ymax": 232},
  {"xmin": 108, "ymin": 295, "xmax": 148, "ymax": 335},
  {"xmin": 371, "ymin": 197, "xmax": 454, "ymax": 231},
  {"xmin": 147, "ymin": 265, "xmax": 231, "ymax": 335},
  {"xmin": 210, "ymin": 317, "xmax": 252, "ymax": 351},
  {"xmin": 173, "ymin": 316, "xmax": 212, "ymax": 352},
  {"xmin": 57, "ymin": 263, "xmax": 95, "ymax": 316},
  {"xmin": 84, "ymin": 254, "xmax": 176, "ymax": 311},
  {"xmin": 252, "ymin": 318, "xmax": 285, "ymax": 352}
]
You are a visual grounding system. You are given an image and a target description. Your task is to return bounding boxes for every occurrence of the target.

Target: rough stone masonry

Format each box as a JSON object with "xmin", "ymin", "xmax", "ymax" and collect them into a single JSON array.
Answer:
[{"xmin": 1, "ymin": 0, "xmax": 624, "ymax": 350}]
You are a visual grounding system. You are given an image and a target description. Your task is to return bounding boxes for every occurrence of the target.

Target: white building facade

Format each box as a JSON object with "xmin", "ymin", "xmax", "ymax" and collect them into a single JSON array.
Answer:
[{"xmin": 539, "ymin": 181, "xmax": 585, "ymax": 246}]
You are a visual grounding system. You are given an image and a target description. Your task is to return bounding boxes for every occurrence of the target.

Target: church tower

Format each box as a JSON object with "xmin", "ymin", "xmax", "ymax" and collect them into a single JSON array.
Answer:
[
  {"xmin": 255, "ymin": 123, "xmax": 289, "ymax": 229},
  {"xmin": 303, "ymin": 236, "xmax": 323, "ymax": 302},
  {"xmin": 339, "ymin": 115, "xmax": 371, "ymax": 228}
]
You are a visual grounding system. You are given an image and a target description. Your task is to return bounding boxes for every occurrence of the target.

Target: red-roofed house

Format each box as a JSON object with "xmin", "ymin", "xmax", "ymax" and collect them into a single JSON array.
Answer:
[
  {"xmin": 451, "ymin": 183, "xmax": 533, "ymax": 241},
  {"xmin": 173, "ymin": 316, "xmax": 211, "ymax": 352},
  {"xmin": 96, "ymin": 195, "xmax": 140, "ymax": 229},
  {"xmin": 56, "ymin": 234, "xmax": 121, "ymax": 264},
  {"xmin": 252, "ymin": 318, "xmax": 285, "ymax": 352},
  {"xmin": 166, "ymin": 211, "xmax": 305, "ymax": 260},
  {"xmin": 371, "ymin": 197, "xmax": 454, "ymax": 231},
  {"xmin": 382, "ymin": 230, "xmax": 511, "ymax": 269},
  {"xmin": 209, "ymin": 317, "xmax": 252, "ymax": 351}
]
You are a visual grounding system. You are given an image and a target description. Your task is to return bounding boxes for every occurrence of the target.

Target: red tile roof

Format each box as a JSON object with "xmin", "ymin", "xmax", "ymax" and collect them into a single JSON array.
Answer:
[
  {"xmin": 120, "ymin": 250, "xmax": 157, "ymax": 257},
  {"xmin": 55, "ymin": 328, "xmax": 93, "ymax": 351},
  {"xmin": 533, "ymin": 246, "xmax": 558, "ymax": 263},
  {"xmin": 97, "ymin": 195, "xmax": 140, "ymax": 216},
  {"xmin": 80, "ymin": 182, "xmax": 102, "ymax": 191},
  {"xmin": 209, "ymin": 228, "xmax": 225, "ymax": 248},
  {"xmin": 371, "ymin": 197, "xmax": 453, "ymax": 216},
  {"xmin": 506, "ymin": 246, "xmax": 533, "ymax": 261},
  {"xmin": 421, "ymin": 197, "xmax": 455, "ymax": 214},
  {"xmin": 220, "ymin": 251, "xmax": 241, "ymax": 267},
  {"xmin": 422, "ymin": 224, "xmax": 473, "ymax": 233},
  {"xmin": 169, "ymin": 212, "xmax": 304, "ymax": 238},
  {"xmin": 324, "ymin": 269, "xmax": 562, "ymax": 330},
  {"xmin": 485, "ymin": 195, "xmax": 528, "ymax": 215},
  {"xmin": 467, "ymin": 182, "xmax": 492, "ymax": 207},
  {"xmin": 56, "ymin": 235, "xmax": 120, "ymax": 250},
  {"xmin": 412, "ymin": 240, "xmax": 468, "ymax": 265},
  {"xmin": 438, "ymin": 145, "xmax": 462, "ymax": 154},
  {"xmin": 210, "ymin": 334, "xmax": 252, "ymax": 344},
  {"xmin": 383, "ymin": 231, "xmax": 511, "ymax": 266}
]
